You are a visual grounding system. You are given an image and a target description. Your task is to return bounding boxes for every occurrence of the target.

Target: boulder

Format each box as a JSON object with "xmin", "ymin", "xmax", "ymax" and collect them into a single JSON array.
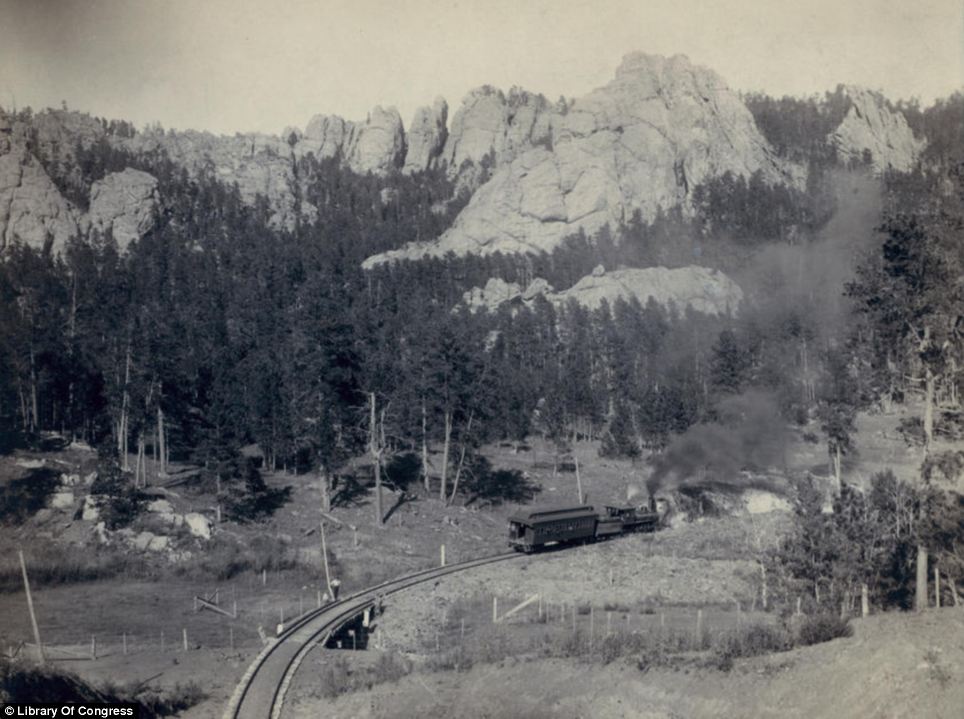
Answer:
[
  {"xmin": 184, "ymin": 512, "xmax": 212, "ymax": 539},
  {"xmin": 364, "ymin": 53, "xmax": 800, "ymax": 267},
  {"xmin": 93, "ymin": 521, "xmax": 109, "ymax": 544},
  {"xmin": 87, "ymin": 169, "xmax": 159, "ymax": 249},
  {"xmin": 60, "ymin": 473, "xmax": 82, "ymax": 487},
  {"xmin": 829, "ymin": 86, "xmax": 923, "ymax": 173},
  {"xmin": 147, "ymin": 534, "xmax": 170, "ymax": 552},
  {"xmin": 146, "ymin": 498, "xmax": 174, "ymax": 515},
  {"xmin": 50, "ymin": 490, "xmax": 75, "ymax": 510},
  {"xmin": 132, "ymin": 531, "xmax": 157, "ymax": 551},
  {"xmin": 81, "ymin": 495, "xmax": 100, "ymax": 521}
]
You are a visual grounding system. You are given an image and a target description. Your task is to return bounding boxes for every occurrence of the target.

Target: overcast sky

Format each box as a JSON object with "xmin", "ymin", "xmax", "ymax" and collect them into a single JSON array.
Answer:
[{"xmin": 1, "ymin": 0, "xmax": 962, "ymax": 135}]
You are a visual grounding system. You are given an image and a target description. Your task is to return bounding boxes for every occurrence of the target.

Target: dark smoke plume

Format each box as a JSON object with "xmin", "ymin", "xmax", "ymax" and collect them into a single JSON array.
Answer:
[{"xmin": 647, "ymin": 389, "xmax": 791, "ymax": 496}]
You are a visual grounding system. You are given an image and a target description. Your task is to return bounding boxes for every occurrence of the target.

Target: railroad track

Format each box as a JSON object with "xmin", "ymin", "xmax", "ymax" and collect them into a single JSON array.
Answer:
[{"xmin": 222, "ymin": 551, "xmax": 521, "ymax": 719}]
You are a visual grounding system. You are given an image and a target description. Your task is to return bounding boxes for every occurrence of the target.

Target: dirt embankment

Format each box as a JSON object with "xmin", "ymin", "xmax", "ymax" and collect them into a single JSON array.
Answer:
[{"xmin": 288, "ymin": 608, "xmax": 964, "ymax": 719}]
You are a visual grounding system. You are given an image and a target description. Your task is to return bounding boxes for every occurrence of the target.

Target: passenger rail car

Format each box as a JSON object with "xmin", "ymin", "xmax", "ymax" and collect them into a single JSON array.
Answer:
[{"xmin": 508, "ymin": 502, "xmax": 661, "ymax": 553}]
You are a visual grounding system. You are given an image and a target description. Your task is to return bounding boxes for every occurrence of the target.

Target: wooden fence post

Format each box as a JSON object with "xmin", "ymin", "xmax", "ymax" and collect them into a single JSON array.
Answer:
[
  {"xmin": 90, "ymin": 635, "xmax": 96, "ymax": 660},
  {"xmin": 18, "ymin": 549, "xmax": 44, "ymax": 663},
  {"xmin": 935, "ymin": 566, "xmax": 941, "ymax": 608},
  {"xmin": 182, "ymin": 628, "xmax": 188, "ymax": 652},
  {"xmin": 589, "ymin": 607, "xmax": 594, "ymax": 656},
  {"xmin": 492, "ymin": 597, "xmax": 498, "ymax": 623}
]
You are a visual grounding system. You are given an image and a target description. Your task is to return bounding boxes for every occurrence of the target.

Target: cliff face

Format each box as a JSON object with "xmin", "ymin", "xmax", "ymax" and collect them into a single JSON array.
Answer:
[
  {"xmin": 363, "ymin": 53, "xmax": 802, "ymax": 267},
  {"xmin": 829, "ymin": 86, "xmax": 923, "ymax": 173},
  {"xmin": 0, "ymin": 56, "xmax": 930, "ymax": 258},
  {"xmin": 87, "ymin": 169, "xmax": 159, "ymax": 250},
  {"xmin": 0, "ymin": 116, "xmax": 79, "ymax": 253},
  {"xmin": 439, "ymin": 87, "xmax": 554, "ymax": 172}
]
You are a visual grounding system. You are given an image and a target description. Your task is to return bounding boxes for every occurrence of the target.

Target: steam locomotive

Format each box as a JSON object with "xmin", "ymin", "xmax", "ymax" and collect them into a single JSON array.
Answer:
[{"xmin": 507, "ymin": 500, "xmax": 662, "ymax": 553}]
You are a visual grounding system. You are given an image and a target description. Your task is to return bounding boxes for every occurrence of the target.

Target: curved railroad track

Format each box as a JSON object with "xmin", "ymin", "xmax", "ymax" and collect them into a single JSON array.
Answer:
[{"xmin": 222, "ymin": 551, "xmax": 521, "ymax": 719}]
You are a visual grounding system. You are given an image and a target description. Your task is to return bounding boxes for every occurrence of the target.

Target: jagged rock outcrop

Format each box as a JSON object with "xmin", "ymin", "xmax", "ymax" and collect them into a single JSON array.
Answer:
[
  {"xmin": 0, "ymin": 117, "xmax": 79, "ymax": 253},
  {"xmin": 347, "ymin": 106, "xmax": 406, "ymax": 173},
  {"xmin": 551, "ymin": 265, "xmax": 742, "ymax": 316},
  {"xmin": 440, "ymin": 87, "xmax": 553, "ymax": 173},
  {"xmin": 829, "ymin": 86, "xmax": 923, "ymax": 173},
  {"xmin": 404, "ymin": 98, "xmax": 449, "ymax": 173},
  {"xmin": 299, "ymin": 114, "xmax": 353, "ymax": 161},
  {"xmin": 462, "ymin": 277, "xmax": 524, "ymax": 312},
  {"xmin": 462, "ymin": 265, "xmax": 741, "ymax": 317},
  {"xmin": 127, "ymin": 129, "xmax": 311, "ymax": 231},
  {"xmin": 363, "ymin": 53, "xmax": 801, "ymax": 267},
  {"xmin": 87, "ymin": 168, "xmax": 159, "ymax": 249},
  {"xmin": 296, "ymin": 106, "xmax": 406, "ymax": 174}
]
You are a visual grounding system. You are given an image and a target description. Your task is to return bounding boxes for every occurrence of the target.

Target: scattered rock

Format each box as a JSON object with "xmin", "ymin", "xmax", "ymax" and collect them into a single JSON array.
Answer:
[{"xmin": 60, "ymin": 473, "xmax": 82, "ymax": 487}]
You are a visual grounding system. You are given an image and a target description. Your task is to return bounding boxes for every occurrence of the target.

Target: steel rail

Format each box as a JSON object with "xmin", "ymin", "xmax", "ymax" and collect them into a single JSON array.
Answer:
[{"xmin": 223, "ymin": 551, "xmax": 521, "ymax": 719}]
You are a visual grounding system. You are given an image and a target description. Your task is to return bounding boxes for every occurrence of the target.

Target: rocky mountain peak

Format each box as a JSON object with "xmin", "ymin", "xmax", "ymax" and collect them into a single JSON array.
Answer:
[
  {"xmin": 364, "ymin": 52, "xmax": 800, "ymax": 267},
  {"xmin": 829, "ymin": 86, "xmax": 923, "ymax": 173}
]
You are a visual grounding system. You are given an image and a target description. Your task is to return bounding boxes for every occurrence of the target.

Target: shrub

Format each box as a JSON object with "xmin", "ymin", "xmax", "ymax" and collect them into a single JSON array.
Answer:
[
  {"xmin": 0, "ymin": 467, "xmax": 60, "ymax": 523},
  {"xmin": 795, "ymin": 613, "xmax": 852, "ymax": 646},
  {"xmin": 91, "ymin": 460, "xmax": 147, "ymax": 529},
  {"xmin": 712, "ymin": 622, "xmax": 790, "ymax": 670}
]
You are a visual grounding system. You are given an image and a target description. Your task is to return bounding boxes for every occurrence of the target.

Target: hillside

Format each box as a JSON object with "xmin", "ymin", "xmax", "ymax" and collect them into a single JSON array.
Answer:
[{"xmin": 286, "ymin": 609, "xmax": 964, "ymax": 719}]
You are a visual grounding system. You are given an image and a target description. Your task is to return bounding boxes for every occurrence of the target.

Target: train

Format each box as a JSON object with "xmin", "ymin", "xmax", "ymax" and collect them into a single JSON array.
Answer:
[{"xmin": 507, "ymin": 500, "xmax": 662, "ymax": 553}]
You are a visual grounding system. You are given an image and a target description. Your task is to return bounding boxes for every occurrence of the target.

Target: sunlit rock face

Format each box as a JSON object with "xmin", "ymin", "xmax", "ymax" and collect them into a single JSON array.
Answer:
[
  {"xmin": 0, "ymin": 115, "xmax": 79, "ymax": 254},
  {"xmin": 550, "ymin": 265, "xmax": 743, "ymax": 317},
  {"xmin": 363, "ymin": 53, "xmax": 800, "ymax": 268},
  {"xmin": 829, "ymin": 86, "xmax": 923, "ymax": 173},
  {"xmin": 461, "ymin": 265, "xmax": 743, "ymax": 318},
  {"xmin": 87, "ymin": 168, "xmax": 160, "ymax": 250},
  {"xmin": 404, "ymin": 98, "xmax": 449, "ymax": 174}
]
